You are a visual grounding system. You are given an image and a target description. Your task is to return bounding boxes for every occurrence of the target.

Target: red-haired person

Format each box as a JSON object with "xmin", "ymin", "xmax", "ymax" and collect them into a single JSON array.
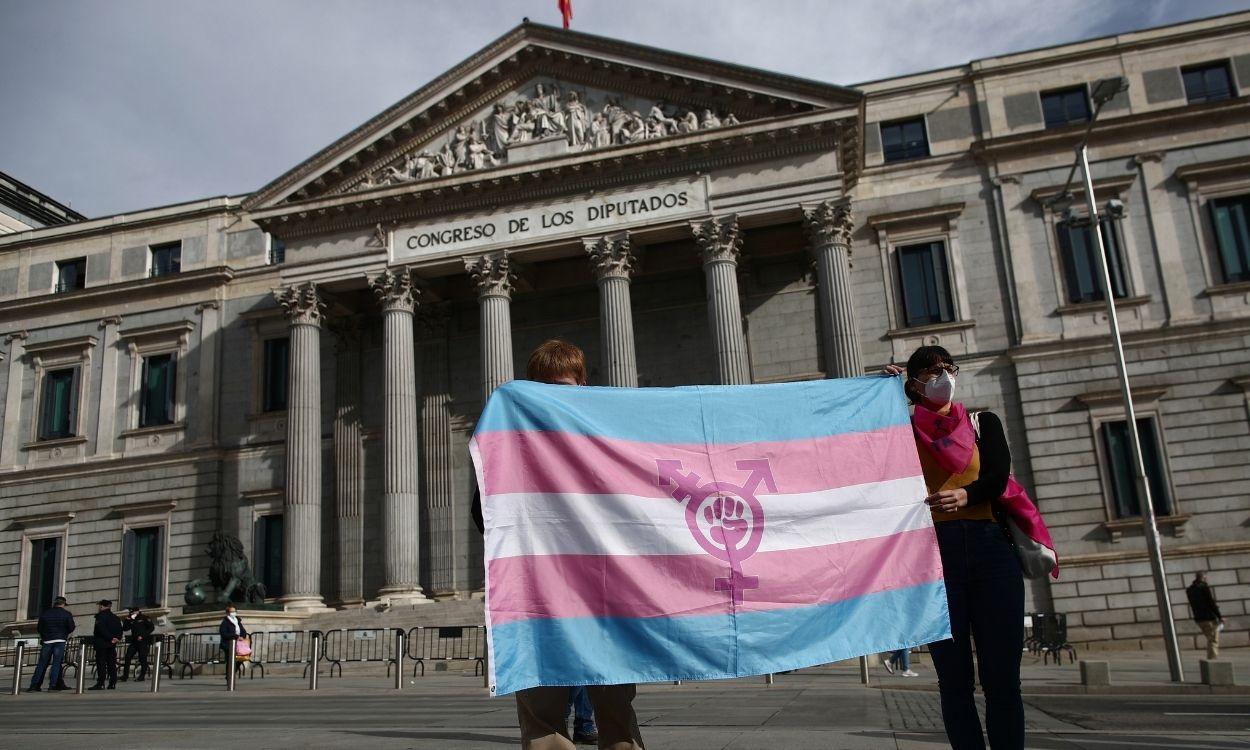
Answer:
[{"xmin": 473, "ymin": 339, "xmax": 645, "ymax": 750}]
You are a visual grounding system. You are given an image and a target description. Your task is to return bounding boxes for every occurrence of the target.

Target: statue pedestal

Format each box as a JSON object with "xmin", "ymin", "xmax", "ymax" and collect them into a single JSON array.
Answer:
[
  {"xmin": 506, "ymin": 135, "xmax": 568, "ymax": 164},
  {"xmin": 168, "ymin": 608, "xmax": 315, "ymax": 633}
]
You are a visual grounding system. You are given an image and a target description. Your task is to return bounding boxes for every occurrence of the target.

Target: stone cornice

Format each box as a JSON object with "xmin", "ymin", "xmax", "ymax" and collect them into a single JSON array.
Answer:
[
  {"xmin": 0, "ymin": 267, "xmax": 235, "ymax": 322},
  {"xmin": 0, "ymin": 198, "xmax": 240, "ymax": 253},
  {"xmin": 972, "ymin": 96, "xmax": 1250, "ymax": 161},
  {"xmin": 1075, "ymin": 384, "xmax": 1169, "ymax": 409},
  {"xmin": 245, "ymin": 23, "xmax": 859, "ymax": 211},
  {"xmin": 250, "ymin": 112, "xmax": 846, "ymax": 239},
  {"xmin": 866, "ymin": 202, "xmax": 965, "ymax": 231},
  {"xmin": 1174, "ymin": 154, "xmax": 1250, "ymax": 187},
  {"xmin": 1008, "ymin": 316, "xmax": 1250, "ymax": 361},
  {"xmin": 1030, "ymin": 174, "xmax": 1137, "ymax": 206}
]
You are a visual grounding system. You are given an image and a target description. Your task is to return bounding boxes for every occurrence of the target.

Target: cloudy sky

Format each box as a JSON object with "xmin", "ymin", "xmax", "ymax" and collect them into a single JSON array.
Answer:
[{"xmin": 2, "ymin": 0, "xmax": 1247, "ymax": 217}]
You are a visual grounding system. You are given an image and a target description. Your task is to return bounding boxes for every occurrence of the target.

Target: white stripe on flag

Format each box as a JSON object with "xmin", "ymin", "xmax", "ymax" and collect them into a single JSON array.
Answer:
[{"xmin": 483, "ymin": 474, "xmax": 931, "ymax": 560}]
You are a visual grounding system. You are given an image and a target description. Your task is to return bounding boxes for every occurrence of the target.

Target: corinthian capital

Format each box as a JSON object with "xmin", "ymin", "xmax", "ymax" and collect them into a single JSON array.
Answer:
[
  {"xmin": 690, "ymin": 215, "xmax": 742, "ymax": 265},
  {"xmin": 369, "ymin": 268, "xmax": 420, "ymax": 313},
  {"xmin": 465, "ymin": 251, "xmax": 515, "ymax": 298},
  {"xmin": 802, "ymin": 199, "xmax": 854, "ymax": 248},
  {"xmin": 274, "ymin": 282, "xmax": 326, "ymax": 326},
  {"xmin": 585, "ymin": 233, "xmax": 635, "ymax": 281}
]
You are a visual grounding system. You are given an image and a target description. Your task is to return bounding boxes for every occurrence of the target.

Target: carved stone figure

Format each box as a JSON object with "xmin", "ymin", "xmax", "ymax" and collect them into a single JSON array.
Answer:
[
  {"xmin": 565, "ymin": 91, "xmax": 589, "ymax": 146},
  {"xmin": 724, "ymin": 112, "xmax": 740, "ymax": 126},
  {"xmin": 679, "ymin": 109, "xmax": 699, "ymax": 133},
  {"xmin": 468, "ymin": 132, "xmax": 491, "ymax": 169},
  {"xmin": 451, "ymin": 124, "xmax": 472, "ymax": 166},
  {"xmin": 511, "ymin": 101, "xmax": 536, "ymax": 143},
  {"xmin": 437, "ymin": 143, "xmax": 458, "ymax": 176},
  {"xmin": 701, "ymin": 109, "xmax": 722, "ymax": 129},
  {"xmin": 415, "ymin": 150, "xmax": 437, "ymax": 179},
  {"xmin": 184, "ymin": 531, "xmax": 266, "ymax": 605},
  {"xmin": 649, "ymin": 101, "xmax": 679, "ymax": 134},
  {"xmin": 589, "ymin": 113, "xmax": 610, "ymax": 148},
  {"xmin": 487, "ymin": 103, "xmax": 512, "ymax": 153}
]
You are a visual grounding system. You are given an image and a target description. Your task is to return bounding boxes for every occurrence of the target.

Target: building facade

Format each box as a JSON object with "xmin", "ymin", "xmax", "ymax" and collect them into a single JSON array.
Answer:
[{"xmin": 2, "ymin": 14, "xmax": 1248, "ymax": 648}]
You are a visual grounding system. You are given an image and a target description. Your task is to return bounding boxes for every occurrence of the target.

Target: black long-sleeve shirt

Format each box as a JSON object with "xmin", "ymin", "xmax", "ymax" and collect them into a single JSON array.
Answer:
[{"xmin": 965, "ymin": 411, "xmax": 1011, "ymax": 506}]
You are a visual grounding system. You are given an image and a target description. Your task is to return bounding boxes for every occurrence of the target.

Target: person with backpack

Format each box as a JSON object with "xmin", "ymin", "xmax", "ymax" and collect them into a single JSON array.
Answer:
[{"xmin": 886, "ymin": 345, "xmax": 1025, "ymax": 750}]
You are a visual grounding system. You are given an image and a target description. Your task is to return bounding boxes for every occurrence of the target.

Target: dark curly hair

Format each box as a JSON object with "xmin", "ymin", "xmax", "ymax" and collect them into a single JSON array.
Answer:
[{"xmin": 904, "ymin": 345, "xmax": 955, "ymax": 404}]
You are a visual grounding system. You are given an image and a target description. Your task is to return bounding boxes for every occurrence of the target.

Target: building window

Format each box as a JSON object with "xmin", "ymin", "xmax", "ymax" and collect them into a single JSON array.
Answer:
[
  {"xmin": 149, "ymin": 242, "xmax": 182, "ymax": 278},
  {"xmin": 880, "ymin": 117, "xmax": 929, "ymax": 163},
  {"xmin": 268, "ymin": 236, "xmax": 286, "ymax": 266},
  {"xmin": 1182, "ymin": 61, "xmax": 1234, "ymax": 104},
  {"xmin": 1057, "ymin": 219, "xmax": 1128, "ymax": 303},
  {"xmin": 254, "ymin": 514, "xmax": 283, "ymax": 598},
  {"xmin": 262, "ymin": 337, "xmax": 289, "ymax": 412},
  {"xmin": 139, "ymin": 353, "xmax": 177, "ymax": 428},
  {"xmin": 55, "ymin": 258, "xmax": 86, "ymax": 293},
  {"xmin": 38, "ymin": 367, "xmax": 79, "ymax": 440},
  {"xmin": 1041, "ymin": 86, "xmax": 1091, "ymax": 129},
  {"xmin": 1100, "ymin": 417, "xmax": 1173, "ymax": 519},
  {"xmin": 26, "ymin": 537, "xmax": 60, "ymax": 619},
  {"xmin": 896, "ymin": 240, "xmax": 955, "ymax": 327},
  {"xmin": 1209, "ymin": 194, "xmax": 1250, "ymax": 283},
  {"xmin": 121, "ymin": 527, "xmax": 164, "ymax": 609}
]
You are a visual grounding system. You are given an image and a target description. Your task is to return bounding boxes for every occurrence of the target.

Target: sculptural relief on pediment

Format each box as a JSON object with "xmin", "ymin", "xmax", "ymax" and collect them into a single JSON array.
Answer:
[{"xmin": 348, "ymin": 78, "xmax": 744, "ymax": 194}]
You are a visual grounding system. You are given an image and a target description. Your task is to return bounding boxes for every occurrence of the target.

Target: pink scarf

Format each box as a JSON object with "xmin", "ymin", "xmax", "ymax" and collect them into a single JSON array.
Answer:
[
  {"xmin": 911, "ymin": 401, "xmax": 977, "ymax": 475},
  {"xmin": 912, "ymin": 401, "xmax": 1060, "ymax": 579}
]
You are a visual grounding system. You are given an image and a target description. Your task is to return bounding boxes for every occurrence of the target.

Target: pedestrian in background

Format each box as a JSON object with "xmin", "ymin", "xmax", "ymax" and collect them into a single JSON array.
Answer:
[
  {"xmin": 88, "ymin": 599, "xmax": 123, "ymax": 690},
  {"xmin": 218, "ymin": 604, "xmax": 248, "ymax": 682},
  {"xmin": 120, "ymin": 607, "xmax": 156, "ymax": 681},
  {"xmin": 25, "ymin": 596, "xmax": 75, "ymax": 692},
  {"xmin": 1187, "ymin": 572, "xmax": 1224, "ymax": 660},
  {"xmin": 882, "ymin": 648, "xmax": 919, "ymax": 678}
]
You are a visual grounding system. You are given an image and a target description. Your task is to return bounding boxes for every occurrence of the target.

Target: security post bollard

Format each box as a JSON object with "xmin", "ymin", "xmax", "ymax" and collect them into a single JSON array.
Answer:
[
  {"xmin": 150, "ymin": 640, "xmax": 162, "ymax": 693},
  {"xmin": 394, "ymin": 628, "xmax": 404, "ymax": 690},
  {"xmin": 859, "ymin": 655, "xmax": 870, "ymax": 685},
  {"xmin": 765, "ymin": 673, "xmax": 774, "ymax": 685},
  {"xmin": 226, "ymin": 637, "xmax": 237, "ymax": 692},
  {"xmin": 11, "ymin": 641, "xmax": 25, "ymax": 695},
  {"xmin": 308, "ymin": 630, "xmax": 321, "ymax": 691},
  {"xmin": 75, "ymin": 644, "xmax": 87, "ymax": 694}
]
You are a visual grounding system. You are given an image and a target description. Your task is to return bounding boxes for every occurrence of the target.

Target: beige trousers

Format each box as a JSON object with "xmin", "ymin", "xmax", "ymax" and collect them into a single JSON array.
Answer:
[
  {"xmin": 515, "ymin": 684, "xmax": 645, "ymax": 750},
  {"xmin": 1198, "ymin": 619, "xmax": 1220, "ymax": 660}
]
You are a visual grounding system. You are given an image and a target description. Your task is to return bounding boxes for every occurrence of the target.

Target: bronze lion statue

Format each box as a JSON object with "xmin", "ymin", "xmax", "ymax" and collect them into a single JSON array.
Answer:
[{"xmin": 185, "ymin": 531, "xmax": 267, "ymax": 605}]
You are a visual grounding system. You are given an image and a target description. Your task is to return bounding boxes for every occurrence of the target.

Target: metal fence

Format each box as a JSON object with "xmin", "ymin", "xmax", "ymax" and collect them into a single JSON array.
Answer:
[
  {"xmin": 248, "ymin": 630, "xmax": 321, "ymax": 678},
  {"xmin": 322, "ymin": 628, "xmax": 399, "ymax": 677},
  {"xmin": 405, "ymin": 625, "xmax": 486, "ymax": 676}
]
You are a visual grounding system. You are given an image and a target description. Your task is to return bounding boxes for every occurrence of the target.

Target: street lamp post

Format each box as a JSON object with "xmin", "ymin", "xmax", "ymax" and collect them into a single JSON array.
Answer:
[{"xmin": 1051, "ymin": 76, "xmax": 1184, "ymax": 682}]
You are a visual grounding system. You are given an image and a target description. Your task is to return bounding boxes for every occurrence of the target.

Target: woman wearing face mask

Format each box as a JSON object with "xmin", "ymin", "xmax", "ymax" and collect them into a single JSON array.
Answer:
[
  {"xmin": 218, "ymin": 604, "xmax": 249, "ymax": 683},
  {"xmin": 886, "ymin": 345, "xmax": 1023, "ymax": 750}
]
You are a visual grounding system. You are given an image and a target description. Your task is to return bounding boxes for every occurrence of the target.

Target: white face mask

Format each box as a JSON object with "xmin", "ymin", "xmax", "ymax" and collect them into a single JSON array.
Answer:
[{"xmin": 923, "ymin": 370, "xmax": 955, "ymax": 406}]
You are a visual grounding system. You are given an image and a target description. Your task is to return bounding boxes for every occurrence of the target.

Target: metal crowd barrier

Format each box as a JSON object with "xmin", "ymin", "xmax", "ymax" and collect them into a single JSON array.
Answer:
[
  {"xmin": 0, "ymin": 637, "xmax": 40, "ymax": 670},
  {"xmin": 248, "ymin": 630, "xmax": 322, "ymax": 679},
  {"xmin": 405, "ymin": 625, "xmax": 486, "ymax": 677},
  {"xmin": 175, "ymin": 631, "xmax": 227, "ymax": 678},
  {"xmin": 322, "ymin": 628, "xmax": 396, "ymax": 677}
]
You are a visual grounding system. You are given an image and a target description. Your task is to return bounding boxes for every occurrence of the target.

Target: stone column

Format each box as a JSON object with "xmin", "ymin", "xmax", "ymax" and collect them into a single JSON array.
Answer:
[
  {"xmin": 465, "ymin": 252, "xmax": 516, "ymax": 403},
  {"xmin": 586, "ymin": 233, "xmax": 639, "ymax": 387},
  {"xmin": 370, "ymin": 269, "xmax": 429, "ymax": 604},
  {"xmin": 273, "ymin": 282, "xmax": 327, "ymax": 611},
  {"xmin": 803, "ymin": 199, "xmax": 863, "ymax": 378},
  {"xmin": 330, "ymin": 317, "xmax": 364, "ymax": 607},
  {"xmin": 691, "ymin": 216, "xmax": 751, "ymax": 385}
]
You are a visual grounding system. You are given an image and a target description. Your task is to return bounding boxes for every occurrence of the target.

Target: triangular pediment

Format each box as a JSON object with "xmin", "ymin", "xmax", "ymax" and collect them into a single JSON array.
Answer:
[{"xmin": 245, "ymin": 23, "xmax": 861, "ymax": 212}]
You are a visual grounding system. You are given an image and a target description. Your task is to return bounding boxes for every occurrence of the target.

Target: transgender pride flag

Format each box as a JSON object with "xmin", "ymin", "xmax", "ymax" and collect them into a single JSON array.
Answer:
[{"xmin": 470, "ymin": 376, "xmax": 950, "ymax": 696}]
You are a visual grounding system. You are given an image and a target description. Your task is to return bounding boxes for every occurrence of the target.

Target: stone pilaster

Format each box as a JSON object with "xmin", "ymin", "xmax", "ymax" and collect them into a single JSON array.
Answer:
[
  {"xmin": 330, "ymin": 316, "xmax": 365, "ymax": 607},
  {"xmin": 586, "ymin": 233, "xmax": 638, "ymax": 387},
  {"xmin": 803, "ymin": 199, "xmax": 863, "ymax": 378},
  {"xmin": 418, "ymin": 305, "xmax": 456, "ymax": 595},
  {"xmin": 369, "ymin": 269, "xmax": 429, "ymax": 604},
  {"xmin": 465, "ymin": 252, "xmax": 516, "ymax": 403},
  {"xmin": 273, "ymin": 282, "xmax": 327, "ymax": 611},
  {"xmin": 94, "ymin": 317, "xmax": 122, "ymax": 456},
  {"xmin": 691, "ymin": 215, "xmax": 751, "ymax": 385},
  {"xmin": 1, "ymin": 331, "xmax": 28, "ymax": 467},
  {"xmin": 193, "ymin": 302, "xmax": 219, "ymax": 447}
]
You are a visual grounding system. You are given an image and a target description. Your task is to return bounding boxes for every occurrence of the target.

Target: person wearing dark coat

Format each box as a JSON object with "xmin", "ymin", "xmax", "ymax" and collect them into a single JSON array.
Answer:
[
  {"xmin": 218, "ymin": 604, "xmax": 249, "ymax": 682},
  {"xmin": 120, "ymin": 608, "xmax": 156, "ymax": 681},
  {"xmin": 1187, "ymin": 572, "xmax": 1224, "ymax": 660},
  {"xmin": 25, "ymin": 596, "xmax": 75, "ymax": 692},
  {"xmin": 88, "ymin": 599, "xmax": 123, "ymax": 690}
]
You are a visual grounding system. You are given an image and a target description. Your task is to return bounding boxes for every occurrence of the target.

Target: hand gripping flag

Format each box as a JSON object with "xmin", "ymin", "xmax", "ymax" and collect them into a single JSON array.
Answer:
[{"xmin": 471, "ymin": 376, "xmax": 950, "ymax": 695}]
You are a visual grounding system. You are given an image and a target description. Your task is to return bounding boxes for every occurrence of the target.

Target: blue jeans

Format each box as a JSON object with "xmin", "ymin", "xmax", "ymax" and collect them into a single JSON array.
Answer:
[
  {"xmin": 888, "ymin": 648, "xmax": 910, "ymax": 671},
  {"xmin": 567, "ymin": 685, "xmax": 597, "ymax": 736},
  {"xmin": 29, "ymin": 642, "xmax": 66, "ymax": 689},
  {"xmin": 929, "ymin": 520, "xmax": 1025, "ymax": 750}
]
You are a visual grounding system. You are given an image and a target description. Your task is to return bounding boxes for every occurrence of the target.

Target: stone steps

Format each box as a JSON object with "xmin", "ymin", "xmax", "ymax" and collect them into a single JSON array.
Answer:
[{"xmin": 299, "ymin": 599, "xmax": 485, "ymax": 633}]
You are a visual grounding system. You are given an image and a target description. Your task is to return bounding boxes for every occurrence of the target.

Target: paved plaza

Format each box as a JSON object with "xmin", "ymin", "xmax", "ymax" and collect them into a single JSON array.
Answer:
[{"xmin": 3, "ymin": 650, "xmax": 1248, "ymax": 749}]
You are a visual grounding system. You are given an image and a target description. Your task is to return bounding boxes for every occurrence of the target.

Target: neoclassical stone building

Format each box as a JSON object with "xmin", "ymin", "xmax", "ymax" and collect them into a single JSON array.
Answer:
[{"xmin": 2, "ymin": 13, "xmax": 1248, "ymax": 648}]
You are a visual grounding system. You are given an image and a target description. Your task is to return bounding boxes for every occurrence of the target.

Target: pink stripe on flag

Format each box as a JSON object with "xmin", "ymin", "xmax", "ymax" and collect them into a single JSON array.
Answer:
[
  {"xmin": 475, "ymin": 424, "xmax": 919, "ymax": 498},
  {"xmin": 487, "ymin": 527, "xmax": 941, "ymax": 625}
]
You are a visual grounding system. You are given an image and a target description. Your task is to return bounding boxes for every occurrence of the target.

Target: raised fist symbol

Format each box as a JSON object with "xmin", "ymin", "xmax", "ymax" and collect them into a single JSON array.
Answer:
[{"xmin": 704, "ymin": 495, "xmax": 749, "ymax": 550}]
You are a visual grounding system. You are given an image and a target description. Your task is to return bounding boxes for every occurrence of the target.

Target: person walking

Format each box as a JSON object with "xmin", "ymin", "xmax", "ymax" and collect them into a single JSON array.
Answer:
[
  {"xmin": 1187, "ymin": 572, "xmax": 1224, "ymax": 660},
  {"xmin": 472, "ymin": 339, "xmax": 645, "ymax": 750},
  {"xmin": 218, "ymin": 604, "xmax": 248, "ymax": 682},
  {"xmin": 887, "ymin": 345, "xmax": 1024, "ymax": 750},
  {"xmin": 88, "ymin": 600, "xmax": 123, "ymax": 690},
  {"xmin": 882, "ymin": 648, "xmax": 919, "ymax": 678},
  {"xmin": 120, "ymin": 607, "xmax": 156, "ymax": 681},
  {"xmin": 24, "ymin": 596, "xmax": 75, "ymax": 692}
]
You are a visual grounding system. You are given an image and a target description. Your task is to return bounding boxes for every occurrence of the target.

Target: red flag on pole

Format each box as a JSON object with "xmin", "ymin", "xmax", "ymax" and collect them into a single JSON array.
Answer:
[{"xmin": 558, "ymin": 0, "xmax": 573, "ymax": 28}]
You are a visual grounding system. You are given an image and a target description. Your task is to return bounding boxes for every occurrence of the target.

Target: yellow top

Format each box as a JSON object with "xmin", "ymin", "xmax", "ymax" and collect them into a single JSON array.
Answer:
[{"xmin": 918, "ymin": 439, "xmax": 994, "ymax": 522}]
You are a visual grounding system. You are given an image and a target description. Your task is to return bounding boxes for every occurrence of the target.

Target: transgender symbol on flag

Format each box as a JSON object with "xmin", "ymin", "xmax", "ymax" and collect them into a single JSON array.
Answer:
[{"xmin": 656, "ymin": 458, "xmax": 777, "ymax": 605}]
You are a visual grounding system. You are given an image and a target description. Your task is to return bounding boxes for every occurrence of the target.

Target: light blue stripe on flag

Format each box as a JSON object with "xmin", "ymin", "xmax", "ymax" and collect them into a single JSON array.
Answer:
[
  {"xmin": 476, "ymin": 376, "xmax": 910, "ymax": 444},
  {"xmin": 488, "ymin": 580, "xmax": 950, "ymax": 696}
]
